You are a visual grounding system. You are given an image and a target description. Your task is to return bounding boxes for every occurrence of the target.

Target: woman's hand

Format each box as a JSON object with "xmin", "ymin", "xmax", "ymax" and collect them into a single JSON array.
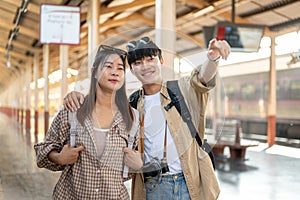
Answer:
[
  {"xmin": 123, "ymin": 147, "xmax": 143, "ymax": 171},
  {"xmin": 48, "ymin": 144, "xmax": 84, "ymax": 165}
]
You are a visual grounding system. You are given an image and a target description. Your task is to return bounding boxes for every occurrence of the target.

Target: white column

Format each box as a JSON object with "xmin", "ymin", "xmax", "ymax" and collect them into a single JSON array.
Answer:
[
  {"xmin": 87, "ymin": 0, "xmax": 99, "ymax": 79},
  {"xmin": 25, "ymin": 62, "xmax": 31, "ymax": 111},
  {"xmin": 34, "ymin": 53, "xmax": 39, "ymax": 112},
  {"xmin": 33, "ymin": 52, "xmax": 39, "ymax": 134},
  {"xmin": 155, "ymin": 0, "xmax": 176, "ymax": 80},
  {"xmin": 43, "ymin": 44, "xmax": 49, "ymax": 135},
  {"xmin": 25, "ymin": 62, "xmax": 32, "ymax": 130},
  {"xmin": 60, "ymin": 45, "xmax": 69, "ymax": 106},
  {"xmin": 19, "ymin": 69, "xmax": 26, "ymax": 126}
]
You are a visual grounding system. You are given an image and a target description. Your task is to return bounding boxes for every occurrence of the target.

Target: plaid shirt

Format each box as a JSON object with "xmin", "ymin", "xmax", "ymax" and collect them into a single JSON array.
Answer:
[{"xmin": 34, "ymin": 108, "xmax": 139, "ymax": 200}]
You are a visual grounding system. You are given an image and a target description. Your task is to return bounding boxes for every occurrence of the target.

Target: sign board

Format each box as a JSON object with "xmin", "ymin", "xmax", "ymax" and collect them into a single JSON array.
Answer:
[
  {"xmin": 40, "ymin": 4, "xmax": 80, "ymax": 45},
  {"xmin": 203, "ymin": 22, "xmax": 265, "ymax": 52}
]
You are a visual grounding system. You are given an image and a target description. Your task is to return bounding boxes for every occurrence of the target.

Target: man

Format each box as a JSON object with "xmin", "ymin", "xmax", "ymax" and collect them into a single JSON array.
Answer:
[{"xmin": 64, "ymin": 37, "xmax": 230, "ymax": 199}]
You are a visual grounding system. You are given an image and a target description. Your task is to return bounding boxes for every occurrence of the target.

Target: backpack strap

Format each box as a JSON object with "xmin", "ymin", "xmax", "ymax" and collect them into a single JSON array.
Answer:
[
  {"xmin": 68, "ymin": 111, "xmax": 77, "ymax": 148},
  {"xmin": 165, "ymin": 80, "xmax": 215, "ymax": 170},
  {"xmin": 165, "ymin": 80, "xmax": 203, "ymax": 146},
  {"xmin": 129, "ymin": 89, "xmax": 141, "ymax": 109},
  {"xmin": 123, "ymin": 109, "xmax": 139, "ymax": 178}
]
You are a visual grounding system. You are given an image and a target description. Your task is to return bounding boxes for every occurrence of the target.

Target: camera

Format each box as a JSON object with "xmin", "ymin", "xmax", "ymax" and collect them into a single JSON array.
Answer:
[
  {"xmin": 142, "ymin": 157, "xmax": 170, "ymax": 180},
  {"xmin": 160, "ymin": 158, "xmax": 170, "ymax": 174}
]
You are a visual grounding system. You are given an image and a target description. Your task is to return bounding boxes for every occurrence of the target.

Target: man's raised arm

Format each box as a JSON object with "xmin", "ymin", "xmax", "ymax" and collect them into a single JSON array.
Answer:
[{"xmin": 198, "ymin": 38, "xmax": 231, "ymax": 84}]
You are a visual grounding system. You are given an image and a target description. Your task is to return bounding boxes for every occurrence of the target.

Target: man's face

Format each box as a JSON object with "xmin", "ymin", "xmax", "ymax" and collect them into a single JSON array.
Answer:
[{"xmin": 130, "ymin": 55, "xmax": 163, "ymax": 85}]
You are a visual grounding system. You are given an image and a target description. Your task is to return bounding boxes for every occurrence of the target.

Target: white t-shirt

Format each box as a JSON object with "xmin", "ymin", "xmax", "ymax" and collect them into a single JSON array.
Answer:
[{"xmin": 144, "ymin": 92, "xmax": 182, "ymax": 174}]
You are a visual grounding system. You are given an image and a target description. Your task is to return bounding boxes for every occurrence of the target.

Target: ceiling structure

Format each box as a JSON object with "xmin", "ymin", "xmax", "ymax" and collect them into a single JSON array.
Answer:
[{"xmin": 0, "ymin": 0, "xmax": 299, "ymax": 92}]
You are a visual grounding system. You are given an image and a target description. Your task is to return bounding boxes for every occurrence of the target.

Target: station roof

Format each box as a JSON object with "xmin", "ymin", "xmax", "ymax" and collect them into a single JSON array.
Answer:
[{"xmin": 0, "ymin": 0, "xmax": 299, "ymax": 91}]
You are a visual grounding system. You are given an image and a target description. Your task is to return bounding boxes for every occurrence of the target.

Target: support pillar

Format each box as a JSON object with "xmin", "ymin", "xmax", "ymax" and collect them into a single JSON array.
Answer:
[
  {"xmin": 21, "ymin": 109, "xmax": 24, "ymax": 126},
  {"xmin": 25, "ymin": 63, "xmax": 32, "ymax": 130},
  {"xmin": 34, "ymin": 52, "xmax": 39, "ymax": 135},
  {"xmin": 267, "ymin": 34, "xmax": 277, "ymax": 146},
  {"xmin": 87, "ymin": 0, "xmax": 99, "ymax": 79},
  {"xmin": 60, "ymin": 45, "xmax": 69, "ymax": 106},
  {"xmin": 155, "ymin": 0, "xmax": 176, "ymax": 81},
  {"xmin": 43, "ymin": 44, "xmax": 50, "ymax": 135}
]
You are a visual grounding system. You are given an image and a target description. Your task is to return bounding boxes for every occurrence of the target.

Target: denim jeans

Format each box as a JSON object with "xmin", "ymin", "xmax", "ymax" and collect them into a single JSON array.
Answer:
[{"xmin": 145, "ymin": 172, "xmax": 191, "ymax": 200}]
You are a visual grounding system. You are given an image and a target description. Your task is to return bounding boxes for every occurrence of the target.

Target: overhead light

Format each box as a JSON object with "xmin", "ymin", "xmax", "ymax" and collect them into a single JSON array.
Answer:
[
  {"xmin": 193, "ymin": 6, "xmax": 214, "ymax": 18},
  {"xmin": 7, "ymin": 60, "xmax": 11, "ymax": 68},
  {"xmin": 6, "ymin": 53, "xmax": 11, "ymax": 68},
  {"xmin": 287, "ymin": 51, "xmax": 300, "ymax": 65},
  {"xmin": 108, "ymin": 0, "xmax": 134, "ymax": 7}
]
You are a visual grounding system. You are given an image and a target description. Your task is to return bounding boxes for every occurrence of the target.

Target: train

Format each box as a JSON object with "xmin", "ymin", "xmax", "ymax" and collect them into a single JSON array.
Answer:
[{"xmin": 216, "ymin": 55, "xmax": 300, "ymax": 143}]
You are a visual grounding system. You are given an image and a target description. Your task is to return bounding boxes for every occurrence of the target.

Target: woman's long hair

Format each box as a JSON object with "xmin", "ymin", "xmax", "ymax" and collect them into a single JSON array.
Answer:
[{"xmin": 77, "ymin": 47, "xmax": 133, "ymax": 131}]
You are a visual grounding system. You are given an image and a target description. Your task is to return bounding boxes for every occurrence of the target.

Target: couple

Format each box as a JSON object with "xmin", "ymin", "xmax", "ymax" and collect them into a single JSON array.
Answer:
[{"xmin": 35, "ymin": 36, "xmax": 230, "ymax": 199}]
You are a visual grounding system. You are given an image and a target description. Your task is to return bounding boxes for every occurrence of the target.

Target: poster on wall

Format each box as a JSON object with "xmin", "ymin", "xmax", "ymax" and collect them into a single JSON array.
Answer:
[{"xmin": 40, "ymin": 4, "xmax": 80, "ymax": 45}]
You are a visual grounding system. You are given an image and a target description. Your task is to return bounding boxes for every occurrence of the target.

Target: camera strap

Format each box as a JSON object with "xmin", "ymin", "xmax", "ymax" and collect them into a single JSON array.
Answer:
[
  {"xmin": 162, "ymin": 121, "xmax": 168, "ymax": 163},
  {"xmin": 141, "ymin": 114, "xmax": 145, "ymax": 156}
]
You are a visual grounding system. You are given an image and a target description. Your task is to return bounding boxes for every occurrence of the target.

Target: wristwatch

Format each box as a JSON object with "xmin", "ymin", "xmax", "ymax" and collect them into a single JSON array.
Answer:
[{"xmin": 208, "ymin": 55, "xmax": 220, "ymax": 63}]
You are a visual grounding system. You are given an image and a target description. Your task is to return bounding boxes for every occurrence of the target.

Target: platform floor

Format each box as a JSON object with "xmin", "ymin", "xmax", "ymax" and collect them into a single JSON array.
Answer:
[{"xmin": 0, "ymin": 113, "xmax": 300, "ymax": 200}]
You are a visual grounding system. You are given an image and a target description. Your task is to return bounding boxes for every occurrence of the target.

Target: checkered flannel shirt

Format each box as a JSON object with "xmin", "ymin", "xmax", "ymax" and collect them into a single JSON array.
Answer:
[{"xmin": 34, "ymin": 108, "xmax": 139, "ymax": 200}]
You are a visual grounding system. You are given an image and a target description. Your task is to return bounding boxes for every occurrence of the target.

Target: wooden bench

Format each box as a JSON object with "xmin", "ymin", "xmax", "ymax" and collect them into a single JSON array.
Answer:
[{"xmin": 207, "ymin": 120, "xmax": 259, "ymax": 161}]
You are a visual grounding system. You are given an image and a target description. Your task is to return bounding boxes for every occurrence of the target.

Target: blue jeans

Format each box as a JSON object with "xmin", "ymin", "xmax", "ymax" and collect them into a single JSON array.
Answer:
[{"xmin": 145, "ymin": 172, "xmax": 191, "ymax": 200}]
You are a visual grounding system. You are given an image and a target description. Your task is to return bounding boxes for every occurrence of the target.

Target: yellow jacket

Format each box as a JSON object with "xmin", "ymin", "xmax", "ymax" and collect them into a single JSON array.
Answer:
[{"xmin": 131, "ymin": 68, "xmax": 220, "ymax": 200}]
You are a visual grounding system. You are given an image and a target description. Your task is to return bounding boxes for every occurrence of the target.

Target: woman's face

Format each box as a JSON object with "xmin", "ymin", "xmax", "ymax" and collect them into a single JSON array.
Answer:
[{"xmin": 96, "ymin": 53, "xmax": 125, "ymax": 93}]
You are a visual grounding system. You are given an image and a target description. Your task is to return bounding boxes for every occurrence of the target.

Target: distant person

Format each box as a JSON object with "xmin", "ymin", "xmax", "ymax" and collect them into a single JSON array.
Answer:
[
  {"xmin": 34, "ymin": 45, "xmax": 142, "ymax": 199},
  {"xmin": 64, "ymin": 37, "xmax": 231, "ymax": 199}
]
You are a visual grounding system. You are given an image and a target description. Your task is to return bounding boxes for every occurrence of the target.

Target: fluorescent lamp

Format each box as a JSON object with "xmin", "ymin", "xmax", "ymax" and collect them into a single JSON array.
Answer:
[
  {"xmin": 7, "ymin": 60, "xmax": 11, "ymax": 68},
  {"xmin": 6, "ymin": 53, "xmax": 11, "ymax": 68},
  {"xmin": 193, "ymin": 6, "xmax": 214, "ymax": 18}
]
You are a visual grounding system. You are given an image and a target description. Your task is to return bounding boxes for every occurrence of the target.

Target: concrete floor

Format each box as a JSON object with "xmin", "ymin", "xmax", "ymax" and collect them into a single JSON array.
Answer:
[{"xmin": 0, "ymin": 113, "xmax": 300, "ymax": 200}]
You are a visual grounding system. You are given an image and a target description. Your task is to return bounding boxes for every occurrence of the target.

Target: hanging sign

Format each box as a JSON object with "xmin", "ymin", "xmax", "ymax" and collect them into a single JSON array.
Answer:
[{"xmin": 40, "ymin": 4, "xmax": 80, "ymax": 45}]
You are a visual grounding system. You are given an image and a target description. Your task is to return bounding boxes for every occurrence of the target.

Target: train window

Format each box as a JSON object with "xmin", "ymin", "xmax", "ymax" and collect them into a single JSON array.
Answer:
[
  {"xmin": 289, "ymin": 80, "xmax": 300, "ymax": 100},
  {"xmin": 263, "ymin": 81, "xmax": 288, "ymax": 100},
  {"xmin": 241, "ymin": 84, "xmax": 256, "ymax": 100},
  {"xmin": 277, "ymin": 79, "xmax": 290, "ymax": 100},
  {"xmin": 263, "ymin": 82, "xmax": 268, "ymax": 100},
  {"xmin": 225, "ymin": 85, "xmax": 238, "ymax": 100}
]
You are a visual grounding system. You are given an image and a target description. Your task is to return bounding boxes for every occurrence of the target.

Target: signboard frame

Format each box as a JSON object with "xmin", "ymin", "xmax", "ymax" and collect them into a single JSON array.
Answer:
[{"xmin": 40, "ymin": 4, "xmax": 80, "ymax": 45}]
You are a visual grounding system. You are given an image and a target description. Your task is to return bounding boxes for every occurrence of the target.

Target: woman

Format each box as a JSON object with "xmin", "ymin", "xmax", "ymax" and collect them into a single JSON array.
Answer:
[{"xmin": 34, "ymin": 45, "xmax": 142, "ymax": 199}]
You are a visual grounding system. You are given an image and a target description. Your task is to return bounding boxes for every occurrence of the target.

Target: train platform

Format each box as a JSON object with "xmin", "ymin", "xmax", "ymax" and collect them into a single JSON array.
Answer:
[{"xmin": 0, "ymin": 112, "xmax": 300, "ymax": 200}]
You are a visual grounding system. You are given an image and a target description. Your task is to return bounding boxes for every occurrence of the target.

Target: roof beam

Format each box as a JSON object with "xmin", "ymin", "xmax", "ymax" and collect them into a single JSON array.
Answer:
[
  {"xmin": 0, "ymin": 47, "xmax": 28, "ymax": 60},
  {"xmin": 0, "ymin": 18, "xmax": 14, "ymax": 31},
  {"xmin": 177, "ymin": 32, "xmax": 204, "ymax": 47},
  {"xmin": 12, "ymin": 41, "xmax": 41, "ymax": 53},
  {"xmin": 0, "ymin": 18, "xmax": 39, "ymax": 38},
  {"xmin": 100, "ymin": 0, "xmax": 155, "ymax": 15},
  {"xmin": 185, "ymin": 0, "xmax": 209, "ymax": 9},
  {"xmin": 218, "ymin": 12, "xmax": 250, "ymax": 24},
  {"xmin": 101, "ymin": 13, "xmax": 154, "ymax": 29},
  {"xmin": 102, "ymin": 28, "xmax": 133, "ymax": 42},
  {"xmin": 0, "ymin": 0, "xmax": 22, "ymax": 8},
  {"xmin": 27, "ymin": 2, "xmax": 40, "ymax": 14}
]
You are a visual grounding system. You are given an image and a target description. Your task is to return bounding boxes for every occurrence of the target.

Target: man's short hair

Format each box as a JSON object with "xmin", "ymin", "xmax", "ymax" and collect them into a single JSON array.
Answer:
[{"xmin": 127, "ymin": 37, "xmax": 162, "ymax": 68}]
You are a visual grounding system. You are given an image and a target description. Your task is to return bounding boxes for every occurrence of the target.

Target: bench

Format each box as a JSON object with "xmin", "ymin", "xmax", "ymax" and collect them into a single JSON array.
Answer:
[{"xmin": 207, "ymin": 120, "xmax": 259, "ymax": 161}]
